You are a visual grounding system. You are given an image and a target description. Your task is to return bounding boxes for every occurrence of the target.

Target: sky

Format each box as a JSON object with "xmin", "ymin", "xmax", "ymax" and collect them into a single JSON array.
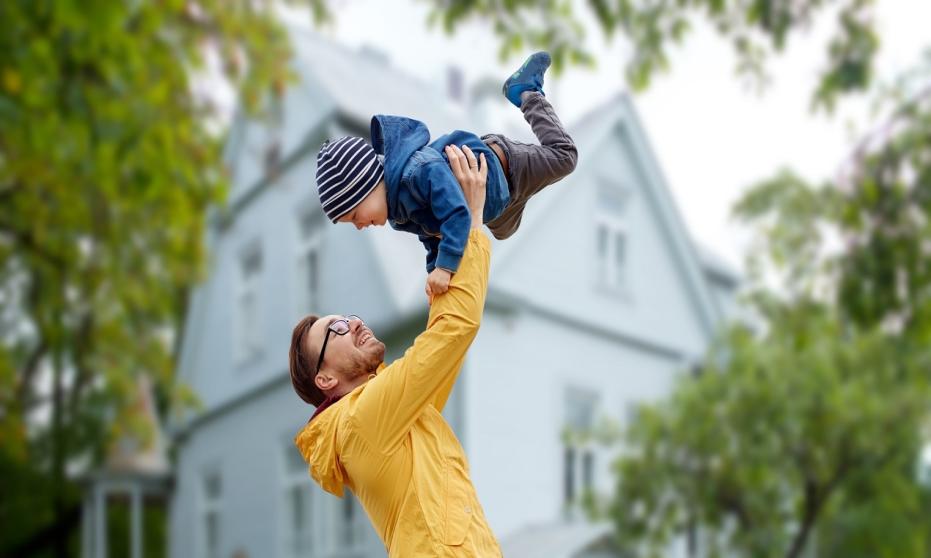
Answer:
[{"xmin": 284, "ymin": 0, "xmax": 931, "ymax": 272}]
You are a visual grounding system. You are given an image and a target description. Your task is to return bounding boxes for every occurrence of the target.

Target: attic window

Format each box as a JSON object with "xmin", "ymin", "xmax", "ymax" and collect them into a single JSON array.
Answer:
[
  {"xmin": 596, "ymin": 218, "xmax": 626, "ymax": 291},
  {"xmin": 234, "ymin": 243, "xmax": 263, "ymax": 364},
  {"xmin": 595, "ymin": 181, "xmax": 629, "ymax": 293}
]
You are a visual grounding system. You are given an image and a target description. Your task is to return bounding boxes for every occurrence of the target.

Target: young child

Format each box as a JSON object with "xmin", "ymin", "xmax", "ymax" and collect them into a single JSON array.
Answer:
[{"xmin": 314, "ymin": 52, "xmax": 577, "ymax": 300}]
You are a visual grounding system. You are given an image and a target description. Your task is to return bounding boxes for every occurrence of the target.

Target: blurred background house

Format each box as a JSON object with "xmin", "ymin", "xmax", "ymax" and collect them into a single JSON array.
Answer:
[
  {"xmin": 6, "ymin": 2, "xmax": 931, "ymax": 557},
  {"xmin": 167, "ymin": 29, "xmax": 739, "ymax": 558}
]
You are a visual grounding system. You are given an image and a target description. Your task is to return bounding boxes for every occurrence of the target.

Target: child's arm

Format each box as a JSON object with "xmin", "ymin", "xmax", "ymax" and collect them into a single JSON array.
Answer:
[
  {"xmin": 421, "ymin": 161, "xmax": 472, "ymax": 274},
  {"xmin": 420, "ymin": 235, "xmax": 452, "ymax": 304},
  {"xmin": 418, "ymin": 234, "xmax": 440, "ymax": 273}
]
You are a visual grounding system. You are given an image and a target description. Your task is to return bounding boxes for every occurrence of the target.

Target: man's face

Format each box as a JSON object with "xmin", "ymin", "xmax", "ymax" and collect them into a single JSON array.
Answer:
[
  {"xmin": 306, "ymin": 315, "xmax": 385, "ymax": 389},
  {"xmin": 337, "ymin": 181, "xmax": 388, "ymax": 229}
]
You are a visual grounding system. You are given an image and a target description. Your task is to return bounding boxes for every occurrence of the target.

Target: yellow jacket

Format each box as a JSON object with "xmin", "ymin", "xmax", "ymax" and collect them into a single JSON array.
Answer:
[{"xmin": 295, "ymin": 230, "xmax": 501, "ymax": 557}]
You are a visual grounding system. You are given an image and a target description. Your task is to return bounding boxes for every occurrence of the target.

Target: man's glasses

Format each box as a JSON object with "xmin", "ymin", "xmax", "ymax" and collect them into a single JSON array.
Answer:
[{"xmin": 315, "ymin": 315, "xmax": 363, "ymax": 373}]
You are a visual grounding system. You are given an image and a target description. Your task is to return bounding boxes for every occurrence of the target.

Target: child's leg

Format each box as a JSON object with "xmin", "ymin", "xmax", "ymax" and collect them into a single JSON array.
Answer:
[{"xmin": 483, "ymin": 91, "xmax": 578, "ymax": 240}]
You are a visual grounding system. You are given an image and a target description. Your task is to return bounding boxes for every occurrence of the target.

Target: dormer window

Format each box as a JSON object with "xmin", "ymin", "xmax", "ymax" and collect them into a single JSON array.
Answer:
[
  {"xmin": 234, "ymin": 242, "xmax": 263, "ymax": 364},
  {"xmin": 595, "ymin": 181, "xmax": 629, "ymax": 292}
]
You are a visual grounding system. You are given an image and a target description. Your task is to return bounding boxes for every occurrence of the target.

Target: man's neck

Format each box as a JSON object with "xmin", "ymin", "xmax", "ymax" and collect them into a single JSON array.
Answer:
[{"xmin": 330, "ymin": 364, "xmax": 382, "ymax": 399}]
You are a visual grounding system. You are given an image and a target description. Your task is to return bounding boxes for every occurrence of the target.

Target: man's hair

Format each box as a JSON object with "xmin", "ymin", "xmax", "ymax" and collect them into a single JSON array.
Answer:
[{"xmin": 289, "ymin": 314, "xmax": 323, "ymax": 406}]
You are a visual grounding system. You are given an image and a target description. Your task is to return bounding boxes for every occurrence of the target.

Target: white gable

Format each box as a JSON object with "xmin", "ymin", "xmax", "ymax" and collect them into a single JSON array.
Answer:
[{"xmin": 489, "ymin": 94, "xmax": 724, "ymax": 357}]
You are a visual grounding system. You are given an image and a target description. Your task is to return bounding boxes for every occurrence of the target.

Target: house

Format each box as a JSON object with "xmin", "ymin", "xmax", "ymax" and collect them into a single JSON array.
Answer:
[{"xmin": 168, "ymin": 28, "xmax": 740, "ymax": 558}]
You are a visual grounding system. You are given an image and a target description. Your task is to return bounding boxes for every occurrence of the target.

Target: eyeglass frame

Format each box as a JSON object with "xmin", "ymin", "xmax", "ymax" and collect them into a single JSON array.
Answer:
[{"xmin": 315, "ymin": 315, "xmax": 363, "ymax": 375}]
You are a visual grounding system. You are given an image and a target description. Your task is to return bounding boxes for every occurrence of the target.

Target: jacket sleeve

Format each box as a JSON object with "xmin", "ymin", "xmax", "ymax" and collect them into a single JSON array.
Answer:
[
  {"xmin": 351, "ymin": 230, "xmax": 490, "ymax": 454},
  {"xmin": 423, "ymin": 162, "xmax": 472, "ymax": 273},
  {"xmin": 418, "ymin": 234, "xmax": 439, "ymax": 273}
]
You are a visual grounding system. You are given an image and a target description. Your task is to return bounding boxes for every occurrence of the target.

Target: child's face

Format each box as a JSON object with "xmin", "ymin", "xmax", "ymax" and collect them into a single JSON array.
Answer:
[{"xmin": 337, "ymin": 181, "xmax": 388, "ymax": 230}]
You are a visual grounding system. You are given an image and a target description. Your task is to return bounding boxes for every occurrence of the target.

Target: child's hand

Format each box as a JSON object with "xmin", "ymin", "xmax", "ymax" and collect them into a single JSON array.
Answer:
[{"xmin": 425, "ymin": 268, "xmax": 453, "ymax": 304}]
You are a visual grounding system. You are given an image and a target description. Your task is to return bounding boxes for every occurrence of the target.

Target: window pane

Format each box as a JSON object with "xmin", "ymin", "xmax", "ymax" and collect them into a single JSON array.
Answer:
[
  {"xmin": 206, "ymin": 512, "xmax": 219, "ymax": 558},
  {"xmin": 241, "ymin": 292, "xmax": 258, "ymax": 353},
  {"xmin": 564, "ymin": 446, "xmax": 576, "ymax": 505},
  {"xmin": 242, "ymin": 248, "xmax": 262, "ymax": 277},
  {"xmin": 614, "ymin": 232, "xmax": 626, "ymax": 286},
  {"xmin": 597, "ymin": 225, "xmax": 608, "ymax": 259},
  {"xmin": 205, "ymin": 473, "xmax": 222, "ymax": 499},
  {"xmin": 582, "ymin": 450, "xmax": 594, "ymax": 491},
  {"xmin": 290, "ymin": 486, "xmax": 307, "ymax": 532},
  {"xmin": 341, "ymin": 497, "xmax": 355, "ymax": 546}
]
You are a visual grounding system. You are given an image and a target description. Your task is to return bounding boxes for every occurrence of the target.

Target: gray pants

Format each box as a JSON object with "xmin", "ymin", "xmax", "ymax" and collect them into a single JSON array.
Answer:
[{"xmin": 482, "ymin": 91, "xmax": 578, "ymax": 240}]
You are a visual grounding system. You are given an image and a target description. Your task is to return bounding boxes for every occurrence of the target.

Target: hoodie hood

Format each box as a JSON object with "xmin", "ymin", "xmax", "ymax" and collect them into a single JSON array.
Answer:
[
  {"xmin": 370, "ymin": 115, "xmax": 431, "ymax": 210},
  {"xmin": 294, "ymin": 399, "xmax": 347, "ymax": 497},
  {"xmin": 293, "ymin": 363, "xmax": 386, "ymax": 497}
]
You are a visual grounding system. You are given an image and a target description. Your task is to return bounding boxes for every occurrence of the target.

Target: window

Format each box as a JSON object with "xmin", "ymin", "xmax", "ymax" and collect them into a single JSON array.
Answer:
[
  {"xmin": 595, "ymin": 181, "xmax": 629, "ymax": 292},
  {"xmin": 201, "ymin": 471, "xmax": 222, "ymax": 558},
  {"xmin": 563, "ymin": 388, "xmax": 598, "ymax": 511},
  {"xmin": 264, "ymin": 97, "xmax": 284, "ymax": 178},
  {"xmin": 563, "ymin": 445, "xmax": 576, "ymax": 505},
  {"xmin": 235, "ymin": 244, "xmax": 263, "ymax": 363},
  {"xmin": 328, "ymin": 494, "xmax": 368, "ymax": 555},
  {"xmin": 282, "ymin": 447, "xmax": 313, "ymax": 558},
  {"xmin": 596, "ymin": 219, "xmax": 627, "ymax": 290},
  {"xmin": 295, "ymin": 211, "xmax": 323, "ymax": 314}
]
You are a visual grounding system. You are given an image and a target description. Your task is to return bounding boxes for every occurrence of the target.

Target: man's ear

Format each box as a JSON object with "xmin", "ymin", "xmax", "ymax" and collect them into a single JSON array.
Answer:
[{"xmin": 315, "ymin": 371, "xmax": 338, "ymax": 393}]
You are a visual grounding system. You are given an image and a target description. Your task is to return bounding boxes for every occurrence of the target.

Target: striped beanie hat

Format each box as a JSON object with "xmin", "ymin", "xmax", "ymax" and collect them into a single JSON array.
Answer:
[{"xmin": 315, "ymin": 137, "xmax": 385, "ymax": 222}]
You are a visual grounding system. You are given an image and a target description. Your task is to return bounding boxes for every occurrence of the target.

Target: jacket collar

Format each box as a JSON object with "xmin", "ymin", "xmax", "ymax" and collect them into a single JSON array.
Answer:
[{"xmin": 308, "ymin": 363, "xmax": 387, "ymax": 423}]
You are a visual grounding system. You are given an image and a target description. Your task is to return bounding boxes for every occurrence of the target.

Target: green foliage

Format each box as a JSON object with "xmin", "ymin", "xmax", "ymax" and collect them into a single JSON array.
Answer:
[
  {"xmin": 611, "ymin": 305, "xmax": 929, "ymax": 558},
  {"xmin": 0, "ymin": 0, "xmax": 324, "ymax": 554},
  {"xmin": 421, "ymin": 0, "xmax": 878, "ymax": 109},
  {"xmin": 607, "ymin": 55, "xmax": 931, "ymax": 558}
]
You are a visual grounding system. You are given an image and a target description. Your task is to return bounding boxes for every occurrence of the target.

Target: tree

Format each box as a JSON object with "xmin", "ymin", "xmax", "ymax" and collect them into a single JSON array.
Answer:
[
  {"xmin": 605, "ymin": 56, "xmax": 931, "ymax": 558},
  {"xmin": 0, "ymin": 1, "xmax": 323, "ymax": 555},
  {"xmin": 420, "ymin": 0, "xmax": 878, "ymax": 110},
  {"xmin": 609, "ymin": 302, "xmax": 930, "ymax": 558}
]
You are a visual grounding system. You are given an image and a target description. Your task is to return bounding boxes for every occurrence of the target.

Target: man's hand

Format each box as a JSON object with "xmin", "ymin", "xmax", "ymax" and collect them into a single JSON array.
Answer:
[
  {"xmin": 425, "ymin": 267, "xmax": 452, "ymax": 304},
  {"xmin": 445, "ymin": 144, "xmax": 487, "ymax": 229}
]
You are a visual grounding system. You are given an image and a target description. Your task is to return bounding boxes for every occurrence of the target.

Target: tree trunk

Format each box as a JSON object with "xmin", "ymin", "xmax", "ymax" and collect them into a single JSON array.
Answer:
[
  {"xmin": 785, "ymin": 480, "xmax": 820, "ymax": 558},
  {"xmin": 52, "ymin": 348, "xmax": 67, "ymax": 558}
]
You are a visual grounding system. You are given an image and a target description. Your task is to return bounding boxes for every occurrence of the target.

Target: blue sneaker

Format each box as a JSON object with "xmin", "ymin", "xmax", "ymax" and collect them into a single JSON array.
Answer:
[{"xmin": 502, "ymin": 51, "xmax": 551, "ymax": 108}]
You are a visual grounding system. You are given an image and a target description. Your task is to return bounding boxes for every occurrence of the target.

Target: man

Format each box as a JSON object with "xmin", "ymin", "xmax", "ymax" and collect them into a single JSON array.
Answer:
[{"xmin": 289, "ymin": 145, "xmax": 502, "ymax": 556}]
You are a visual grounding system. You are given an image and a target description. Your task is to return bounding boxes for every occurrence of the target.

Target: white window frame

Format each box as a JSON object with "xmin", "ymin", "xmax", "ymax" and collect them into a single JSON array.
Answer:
[
  {"xmin": 294, "ymin": 210, "xmax": 323, "ymax": 316},
  {"xmin": 594, "ymin": 179, "xmax": 630, "ymax": 295},
  {"xmin": 199, "ymin": 469, "xmax": 223, "ymax": 558},
  {"xmin": 280, "ymin": 444, "xmax": 315, "ymax": 558},
  {"xmin": 595, "ymin": 215, "xmax": 628, "ymax": 293},
  {"xmin": 563, "ymin": 387, "xmax": 599, "ymax": 515},
  {"xmin": 234, "ymin": 241, "xmax": 263, "ymax": 365}
]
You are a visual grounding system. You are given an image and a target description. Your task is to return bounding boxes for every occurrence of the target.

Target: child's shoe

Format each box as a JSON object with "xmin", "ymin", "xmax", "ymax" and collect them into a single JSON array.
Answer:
[{"xmin": 502, "ymin": 51, "xmax": 551, "ymax": 108}]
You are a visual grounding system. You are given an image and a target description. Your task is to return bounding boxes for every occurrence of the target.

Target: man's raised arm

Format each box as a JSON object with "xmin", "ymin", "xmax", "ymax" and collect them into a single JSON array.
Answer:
[{"xmin": 353, "ymin": 146, "xmax": 488, "ymax": 453}]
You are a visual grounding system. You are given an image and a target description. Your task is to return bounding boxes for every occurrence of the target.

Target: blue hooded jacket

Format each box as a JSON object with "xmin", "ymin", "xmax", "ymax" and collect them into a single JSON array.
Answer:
[{"xmin": 370, "ymin": 115, "xmax": 510, "ymax": 273}]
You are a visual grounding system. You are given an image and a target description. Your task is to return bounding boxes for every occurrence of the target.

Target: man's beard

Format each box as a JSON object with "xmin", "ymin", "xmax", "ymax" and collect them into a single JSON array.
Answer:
[{"xmin": 342, "ymin": 339, "xmax": 386, "ymax": 380}]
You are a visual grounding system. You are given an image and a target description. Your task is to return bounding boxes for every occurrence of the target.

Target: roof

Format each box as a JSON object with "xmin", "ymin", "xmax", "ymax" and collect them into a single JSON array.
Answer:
[
  {"xmin": 289, "ymin": 27, "xmax": 469, "ymax": 132},
  {"xmin": 695, "ymin": 242, "xmax": 741, "ymax": 286}
]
